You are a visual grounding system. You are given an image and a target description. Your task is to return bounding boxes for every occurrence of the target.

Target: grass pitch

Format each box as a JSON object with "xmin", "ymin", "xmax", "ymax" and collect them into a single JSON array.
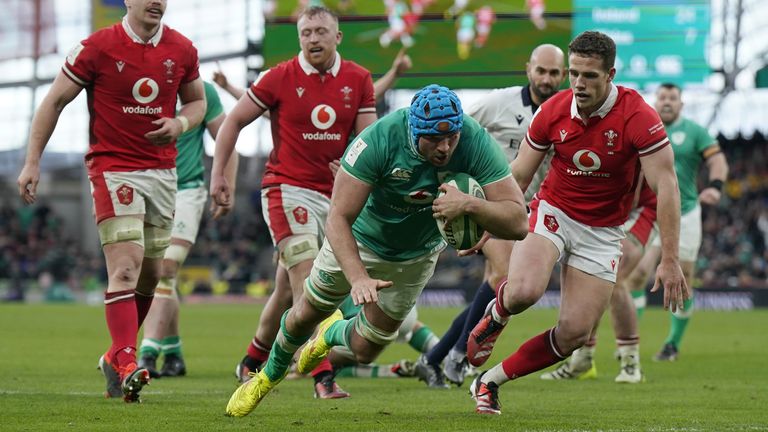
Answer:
[{"xmin": 1, "ymin": 304, "xmax": 766, "ymax": 431}]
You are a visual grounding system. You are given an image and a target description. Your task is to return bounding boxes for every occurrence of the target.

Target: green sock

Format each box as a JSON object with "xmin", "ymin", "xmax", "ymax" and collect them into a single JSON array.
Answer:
[
  {"xmin": 631, "ymin": 290, "xmax": 646, "ymax": 319},
  {"xmin": 409, "ymin": 326, "xmax": 439, "ymax": 353},
  {"xmin": 336, "ymin": 364, "xmax": 398, "ymax": 378},
  {"xmin": 338, "ymin": 296, "xmax": 361, "ymax": 320},
  {"xmin": 139, "ymin": 338, "xmax": 161, "ymax": 358},
  {"xmin": 161, "ymin": 336, "xmax": 182, "ymax": 357},
  {"xmin": 262, "ymin": 310, "xmax": 310, "ymax": 382},
  {"xmin": 324, "ymin": 318, "xmax": 355, "ymax": 348},
  {"xmin": 665, "ymin": 297, "xmax": 694, "ymax": 348}
]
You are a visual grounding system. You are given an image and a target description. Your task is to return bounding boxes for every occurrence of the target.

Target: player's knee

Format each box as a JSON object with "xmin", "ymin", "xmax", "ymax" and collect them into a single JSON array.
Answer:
[
  {"xmin": 144, "ymin": 226, "xmax": 172, "ymax": 259},
  {"xmin": 554, "ymin": 322, "xmax": 592, "ymax": 354},
  {"xmin": 504, "ymin": 281, "xmax": 541, "ymax": 310},
  {"xmin": 279, "ymin": 234, "xmax": 319, "ymax": 269},
  {"xmin": 160, "ymin": 245, "xmax": 188, "ymax": 278},
  {"xmin": 352, "ymin": 311, "xmax": 397, "ymax": 361},
  {"xmin": 110, "ymin": 259, "xmax": 142, "ymax": 285}
]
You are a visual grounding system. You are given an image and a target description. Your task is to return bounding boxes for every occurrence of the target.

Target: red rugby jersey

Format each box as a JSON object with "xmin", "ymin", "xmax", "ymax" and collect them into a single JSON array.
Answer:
[
  {"xmin": 525, "ymin": 85, "xmax": 668, "ymax": 226},
  {"xmin": 62, "ymin": 18, "xmax": 199, "ymax": 174},
  {"xmin": 247, "ymin": 53, "xmax": 376, "ymax": 196}
]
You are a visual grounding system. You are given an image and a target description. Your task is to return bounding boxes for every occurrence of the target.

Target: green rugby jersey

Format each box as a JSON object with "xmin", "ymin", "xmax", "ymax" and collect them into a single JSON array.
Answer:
[
  {"xmin": 665, "ymin": 117, "xmax": 718, "ymax": 214},
  {"xmin": 175, "ymin": 81, "xmax": 224, "ymax": 190},
  {"xmin": 341, "ymin": 108, "xmax": 510, "ymax": 261}
]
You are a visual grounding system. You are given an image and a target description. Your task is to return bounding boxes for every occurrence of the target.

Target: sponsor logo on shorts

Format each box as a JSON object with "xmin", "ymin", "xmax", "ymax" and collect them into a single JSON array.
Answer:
[
  {"xmin": 611, "ymin": 259, "xmax": 617, "ymax": 271},
  {"xmin": 116, "ymin": 184, "xmax": 134, "ymax": 205},
  {"xmin": 310, "ymin": 104, "xmax": 337, "ymax": 130},
  {"xmin": 293, "ymin": 206, "xmax": 308, "ymax": 225},
  {"xmin": 544, "ymin": 214, "xmax": 559, "ymax": 232}
]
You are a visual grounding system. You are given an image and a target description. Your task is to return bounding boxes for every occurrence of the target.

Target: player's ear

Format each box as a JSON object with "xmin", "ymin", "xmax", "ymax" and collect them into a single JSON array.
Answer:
[
  {"xmin": 607, "ymin": 67, "xmax": 616, "ymax": 82},
  {"xmin": 336, "ymin": 30, "xmax": 343, "ymax": 45}
]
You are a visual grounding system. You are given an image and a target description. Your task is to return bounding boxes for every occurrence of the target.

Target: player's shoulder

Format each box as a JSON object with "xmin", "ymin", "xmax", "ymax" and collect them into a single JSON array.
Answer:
[
  {"xmin": 265, "ymin": 57, "xmax": 298, "ymax": 76},
  {"xmin": 83, "ymin": 23, "xmax": 123, "ymax": 47},
  {"xmin": 535, "ymin": 88, "xmax": 571, "ymax": 118},
  {"xmin": 161, "ymin": 24, "xmax": 195, "ymax": 48},
  {"xmin": 680, "ymin": 116, "xmax": 707, "ymax": 133},
  {"xmin": 617, "ymin": 85, "xmax": 653, "ymax": 113},
  {"xmin": 339, "ymin": 58, "xmax": 372, "ymax": 78}
]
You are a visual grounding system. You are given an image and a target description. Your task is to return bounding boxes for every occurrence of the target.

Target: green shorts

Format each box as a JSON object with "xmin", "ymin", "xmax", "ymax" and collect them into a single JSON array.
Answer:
[{"xmin": 305, "ymin": 239, "xmax": 440, "ymax": 322}]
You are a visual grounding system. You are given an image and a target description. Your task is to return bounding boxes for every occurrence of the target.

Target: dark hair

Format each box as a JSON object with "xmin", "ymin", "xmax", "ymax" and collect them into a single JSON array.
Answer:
[
  {"xmin": 568, "ymin": 31, "xmax": 616, "ymax": 71},
  {"xmin": 658, "ymin": 82, "xmax": 682, "ymax": 94},
  {"xmin": 297, "ymin": 6, "xmax": 339, "ymax": 24}
]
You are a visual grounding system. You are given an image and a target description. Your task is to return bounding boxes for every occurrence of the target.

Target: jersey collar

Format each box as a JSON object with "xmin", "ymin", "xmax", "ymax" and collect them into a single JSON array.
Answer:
[
  {"xmin": 570, "ymin": 83, "xmax": 618, "ymax": 121},
  {"xmin": 298, "ymin": 51, "xmax": 341, "ymax": 77},
  {"xmin": 522, "ymin": 85, "xmax": 539, "ymax": 114},
  {"xmin": 122, "ymin": 16, "xmax": 163, "ymax": 46}
]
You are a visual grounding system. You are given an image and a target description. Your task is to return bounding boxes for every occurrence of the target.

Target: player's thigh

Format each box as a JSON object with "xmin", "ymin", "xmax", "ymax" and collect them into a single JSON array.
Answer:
[
  {"xmin": 304, "ymin": 239, "xmax": 352, "ymax": 313},
  {"xmin": 263, "ymin": 185, "xmax": 330, "ymax": 269},
  {"xmin": 630, "ymin": 244, "xmax": 661, "ymax": 288},
  {"xmin": 368, "ymin": 247, "xmax": 440, "ymax": 324},
  {"xmin": 679, "ymin": 205, "xmax": 702, "ymax": 262},
  {"xmin": 481, "ymin": 237, "xmax": 513, "ymax": 288},
  {"xmin": 506, "ymin": 233, "xmax": 560, "ymax": 303},
  {"xmin": 170, "ymin": 186, "xmax": 207, "ymax": 245},
  {"xmin": 616, "ymin": 235, "xmax": 644, "ymax": 283}
]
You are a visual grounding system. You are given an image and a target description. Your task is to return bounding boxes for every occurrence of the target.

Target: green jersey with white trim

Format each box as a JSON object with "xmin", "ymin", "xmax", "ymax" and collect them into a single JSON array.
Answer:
[
  {"xmin": 175, "ymin": 81, "xmax": 224, "ymax": 190},
  {"xmin": 341, "ymin": 108, "xmax": 511, "ymax": 261},
  {"xmin": 666, "ymin": 117, "xmax": 717, "ymax": 214}
]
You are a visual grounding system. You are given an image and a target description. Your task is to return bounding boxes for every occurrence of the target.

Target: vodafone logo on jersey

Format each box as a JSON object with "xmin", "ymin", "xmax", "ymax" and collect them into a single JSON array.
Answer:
[
  {"xmin": 310, "ymin": 104, "xmax": 337, "ymax": 130},
  {"xmin": 132, "ymin": 78, "xmax": 159, "ymax": 104},
  {"xmin": 123, "ymin": 78, "xmax": 162, "ymax": 115},
  {"xmin": 568, "ymin": 150, "xmax": 610, "ymax": 178},
  {"xmin": 303, "ymin": 104, "xmax": 342, "ymax": 141},
  {"xmin": 572, "ymin": 150, "xmax": 601, "ymax": 172}
]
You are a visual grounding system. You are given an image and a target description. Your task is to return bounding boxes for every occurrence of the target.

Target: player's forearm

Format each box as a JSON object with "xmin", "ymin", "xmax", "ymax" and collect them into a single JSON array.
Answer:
[
  {"xmin": 706, "ymin": 153, "xmax": 729, "ymax": 182},
  {"xmin": 177, "ymin": 99, "xmax": 206, "ymax": 131},
  {"xmin": 223, "ymin": 151, "xmax": 239, "ymax": 194},
  {"xmin": 655, "ymin": 174, "xmax": 682, "ymax": 263},
  {"xmin": 326, "ymin": 215, "xmax": 369, "ymax": 284},
  {"xmin": 464, "ymin": 197, "xmax": 528, "ymax": 241},
  {"xmin": 211, "ymin": 119, "xmax": 240, "ymax": 177},
  {"xmin": 25, "ymin": 103, "xmax": 61, "ymax": 165}
]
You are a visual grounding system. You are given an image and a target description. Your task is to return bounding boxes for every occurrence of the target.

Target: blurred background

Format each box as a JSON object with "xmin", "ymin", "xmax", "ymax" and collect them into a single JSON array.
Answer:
[{"xmin": 1, "ymin": 0, "xmax": 766, "ymax": 308}]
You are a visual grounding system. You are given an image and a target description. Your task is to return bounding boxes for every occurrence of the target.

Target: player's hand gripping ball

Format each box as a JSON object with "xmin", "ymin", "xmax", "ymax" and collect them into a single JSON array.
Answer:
[{"xmin": 435, "ymin": 173, "xmax": 485, "ymax": 250}]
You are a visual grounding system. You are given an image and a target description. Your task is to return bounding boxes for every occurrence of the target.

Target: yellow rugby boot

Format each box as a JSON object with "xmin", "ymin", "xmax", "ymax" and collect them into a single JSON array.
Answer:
[
  {"xmin": 225, "ymin": 370, "xmax": 284, "ymax": 417},
  {"xmin": 297, "ymin": 309, "xmax": 343, "ymax": 375}
]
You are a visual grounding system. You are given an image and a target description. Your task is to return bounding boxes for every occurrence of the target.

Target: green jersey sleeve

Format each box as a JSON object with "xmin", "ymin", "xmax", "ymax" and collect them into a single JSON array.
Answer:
[
  {"xmin": 203, "ymin": 81, "xmax": 224, "ymax": 124},
  {"xmin": 341, "ymin": 124, "xmax": 386, "ymax": 185},
  {"xmin": 462, "ymin": 115, "xmax": 511, "ymax": 186},
  {"xmin": 694, "ymin": 122, "xmax": 717, "ymax": 154}
]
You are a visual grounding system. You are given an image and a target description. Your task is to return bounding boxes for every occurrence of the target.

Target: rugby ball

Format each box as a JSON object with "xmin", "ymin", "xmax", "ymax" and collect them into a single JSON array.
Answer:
[{"xmin": 436, "ymin": 173, "xmax": 486, "ymax": 250}]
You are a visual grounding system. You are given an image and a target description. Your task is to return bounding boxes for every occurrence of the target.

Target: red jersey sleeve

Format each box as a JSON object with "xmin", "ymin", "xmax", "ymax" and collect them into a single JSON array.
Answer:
[
  {"xmin": 247, "ymin": 66, "xmax": 285, "ymax": 110},
  {"xmin": 181, "ymin": 42, "xmax": 200, "ymax": 84},
  {"xmin": 524, "ymin": 105, "xmax": 552, "ymax": 152},
  {"xmin": 358, "ymin": 72, "xmax": 376, "ymax": 114},
  {"xmin": 61, "ymin": 38, "xmax": 99, "ymax": 86},
  {"xmin": 627, "ymin": 101, "xmax": 669, "ymax": 157}
]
